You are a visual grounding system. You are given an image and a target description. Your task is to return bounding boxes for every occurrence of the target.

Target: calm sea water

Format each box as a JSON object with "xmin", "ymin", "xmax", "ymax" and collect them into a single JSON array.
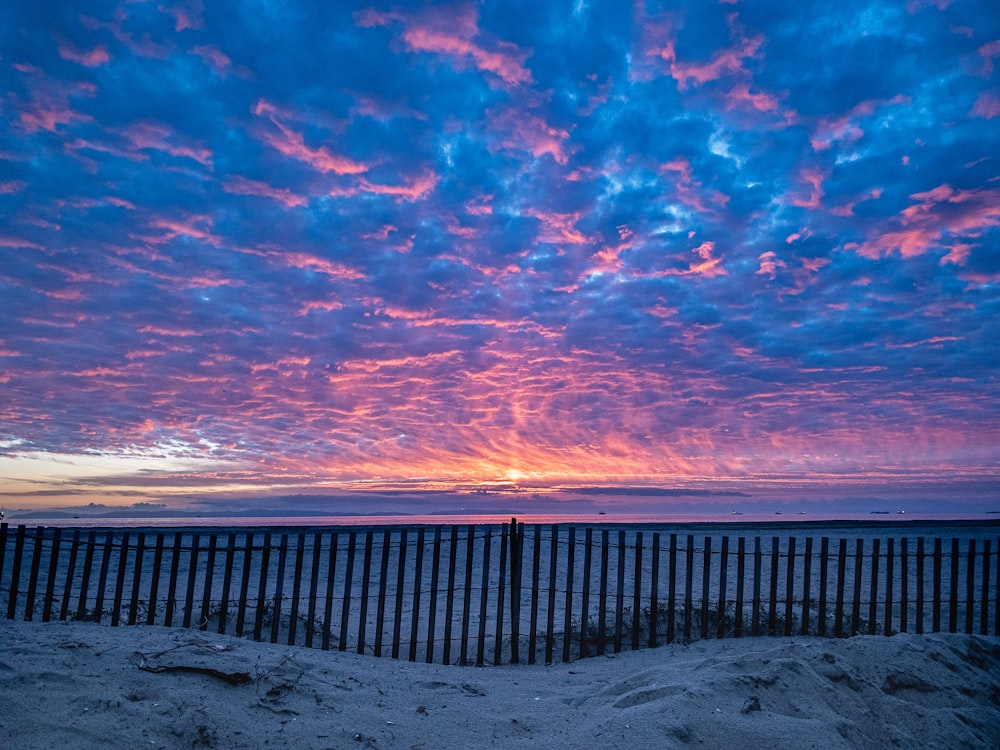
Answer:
[{"xmin": 5, "ymin": 511, "xmax": 998, "ymax": 530}]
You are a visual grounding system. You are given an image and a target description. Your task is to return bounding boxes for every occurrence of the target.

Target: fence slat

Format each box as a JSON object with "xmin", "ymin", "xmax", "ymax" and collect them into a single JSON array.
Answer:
[
  {"xmin": 253, "ymin": 532, "xmax": 272, "ymax": 641},
  {"xmin": 598, "ymin": 530, "xmax": 609, "ymax": 653},
  {"xmin": 93, "ymin": 531, "xmax": 114, "ymax": 624},
  {"xmin": 900, "ymin": 537, "xmax": 908, "ymax": 633},
  {"xmin": 289, "ymin": 533, "xmax": 305, "ymax": 646},
  {"xmin": 235, "ymin": 533, "xmax": 254, "ymax": 637},
  {"xmin": 818, "ymin": 537, "xmax": 829, "ymax": 637},
  {"xmin": 147, "ymin": 533, "xmax": 165, "ymax": 627},
  {"xmin": 445, "ymin": 526, "xmax": 460, "ymax": 664},
  {"xmin": 127, "ymin": 533, "xmax": 145, "ymax": 627},
  {"xmin": 784, "ymin": 537, "xmax": 795, "ymax": 637},
  {"xmin": 494, "ymin": 524, "xmax": 507, "ymax": 667},
  {"xmin": 649, "ymin": 532, "xmax": 660, "ymax": 648},
  {"xmin": 768, "ymin": 537, "xmax": 779, "ymax": 635},
  {"xmin": 25, "ymin": 526, "xmax": 46, "ymax": 621},
  {"xmin": 580, "ymin": 527, "xmax": 593, "ymax": 657},
  {"xmin": 981, "ymin": 539, "xmax": 991, "ymax": 636},
  {"xmin": 373, "ymin": 530, "xmax": 391, "ymax": 657},
  {"xmin": 411, "ymin": 528, "xmax": 425, "ymax": 662},
  {"xmin": 700, "ymin": 536, "xmax": 711, "ymax": 640},
  {"xmin": 684, "ymin": 534, "xmax": 694, "ymax": 641},
  {"xmin": 461, "ymin": 525, "xmax": 477, "ymax": 666},
  {"xmin": 164, "ymin": 533, "xmax": 183, "ymax": 629},
  {"xmin": 200, "ymin": 534, "xmax": 217, "ymax": 633},
  {"xmin": 60, "ymin": 529, "xmax": 80, "ymax": 622},
  {"xmin": 477, "ymin": 527, "xmax": 492, "ymax": 667},
  {"xmin": 868, "ymin": 538, "xmax": 880, "ymax": 636},
  {"xmin": 182, "ymin": 533, "xmax": 200, "ymax": 629},
  {"xmin": 306, "ymin": 533, "xmax": 322, "ymax": 648},
  {"xmin": 111, "ymin": 531, "xmax": 130, "ymax": 626},
  {"xmin": 426, "ymin": 527, "xmax": 441, "ymax": 663},
  {"xmin": 43, "ymin": 528, "xmax": 62, "ymax": 623},
  {"xmin": 834, "ymin": 538, "xmax": 847, "ymax": 638},
  {"xmin": 885, "ymin": 538, "xmax": 894, "ymax": 635},
  {"xmin": 965, "ymin": 539, "xmax": 975, "ymax": 635},
  {"xmin": 735, "ymin": 537, "xmax": 745, "ymax": 638},
  {"xmin": 563, "ymin": 527, "xmax": 576, "ymax": 662},
  {"xmin": 322, "ymin": 533, "xmax": 338, "ymax": 651},
  {"xmin": 7, "ymin": 525, "xmax": 27, "ymax": 619},
  {"xmin": 615, "ymin": 530, "xmax": 626, "ymax": 653},
  {"xmin": 218, "ymin": 533, "xmax": 236, "ymax": 635},
  {"xmin": 801, "ymin": 537, "xmax": 812, "ymax": 636},
  {"xmin": 393, "ymin": 529, "xmax": 409, "ymax": 660},
  {"xmin": 357, "ymin": 531, "xmax": 374, "ymax": 656},
  {"xmin": 545, "ymin": 526, "xmax": 559, "ymax": 664},
  {"xmin": 340, "ymin": 532, "xmax": 356, "ymax": 652}
]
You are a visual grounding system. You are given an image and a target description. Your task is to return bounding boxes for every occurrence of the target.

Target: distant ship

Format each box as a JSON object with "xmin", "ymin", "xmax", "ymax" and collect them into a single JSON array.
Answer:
[{"xmin": 0, "ymin": 506, "xmax": 5, "ymax": 520}]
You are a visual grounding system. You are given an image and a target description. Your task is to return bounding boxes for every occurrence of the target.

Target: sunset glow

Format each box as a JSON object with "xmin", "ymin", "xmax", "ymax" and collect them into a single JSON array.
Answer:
[{"xmin": 2, "ymin": 1, "xmax": 998, "ymax": 513}]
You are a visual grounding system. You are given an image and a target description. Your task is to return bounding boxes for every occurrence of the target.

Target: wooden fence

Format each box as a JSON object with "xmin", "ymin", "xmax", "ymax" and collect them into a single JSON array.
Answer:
[{"xmin": 1, "ymin": 521, "xmax": 998, "ymax": 665}]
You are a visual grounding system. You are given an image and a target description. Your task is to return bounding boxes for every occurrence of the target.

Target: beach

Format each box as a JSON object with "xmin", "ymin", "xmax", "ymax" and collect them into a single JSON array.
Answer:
[{"xmin": 2, "ymin": 618, "xmax": 999, "ymax": 749}]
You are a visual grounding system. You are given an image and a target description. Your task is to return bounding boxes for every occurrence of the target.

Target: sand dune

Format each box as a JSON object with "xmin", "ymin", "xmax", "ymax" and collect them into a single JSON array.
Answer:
[{"xmin": 2, "ymin": 619, "xmax": 998, "ymax": 749}]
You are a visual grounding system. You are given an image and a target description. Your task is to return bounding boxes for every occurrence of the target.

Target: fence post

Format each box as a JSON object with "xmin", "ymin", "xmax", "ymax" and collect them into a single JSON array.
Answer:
[{"xmin": 508, "ymin": 519, "xmax": 521, "ymax": 664}]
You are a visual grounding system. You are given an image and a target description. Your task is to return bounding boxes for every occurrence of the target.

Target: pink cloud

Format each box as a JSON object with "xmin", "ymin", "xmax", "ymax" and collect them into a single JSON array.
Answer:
[
  {"xmin": 119, "ymin": 122, "xmax": 213, "ymax": 166},
  {"xmin": 669, "ymin": 32, "xmax": 764, "ymax": 90},
  {"xmin": 191, "ymin": 45, "xmax": 231, "ymax": 73},
  {"xmin": 756, "ymin": 250, "xmax": 787, "ymax": 280},
  {"xmin": 357, "ymin": 4, "xmax": 531, "ymax": 87},
  {"xmin": 971, "ymin": 91, "xmax": 1000, "ymax": 119},
  {"xmin": 724, "ymin": 83, "xmax": 780, "ymax": 112},
  {"xmin": 57, "ymin": 41, "xmax": 110, "ymax": 67},
  {"xmin": 660, "ymin": 157, "xmax": 730, "ymax": 212},
  {"xmin": 358, "ymin": 169, "xmax": 438, "ymax": 202},
  {"xmin": 160, "ymin": 0, "xmax": 204, "ymax": 32},
  {"xmin": 526, "ymin": 209, "xmax": 589, "ymax": 245},
  {"xmin": 854, "ymin": 184, "xmax": 1000, "ymax": 260},
  {"xmin": 788, "ymin": 167, "xmax": 825, "ymax": 209},
  {"xmin": 811, "ymin": 95, "xmax": 909, "ymax": 151},
  {"xmin": 222, "ymin": 176, "xmax": 308, "ymax": 208},
  {"xmin": 254, "ymin": 99, "xmax": 368, "ymax": 175},
  {"xmin": 490, "ymin": 109, "xmax": 570, "ymax": 164}
]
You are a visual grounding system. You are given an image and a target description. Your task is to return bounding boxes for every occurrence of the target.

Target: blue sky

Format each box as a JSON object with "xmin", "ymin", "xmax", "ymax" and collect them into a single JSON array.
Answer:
[{"xmin": 1, "ymin": 0, "xmax": 999, "ymax": 512}]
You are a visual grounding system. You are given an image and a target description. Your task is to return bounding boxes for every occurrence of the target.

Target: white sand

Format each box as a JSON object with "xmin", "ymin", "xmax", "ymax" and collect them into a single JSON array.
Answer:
[{"xmin": 2, "ymin": 619, "xmax": 998, "ymax": 749}]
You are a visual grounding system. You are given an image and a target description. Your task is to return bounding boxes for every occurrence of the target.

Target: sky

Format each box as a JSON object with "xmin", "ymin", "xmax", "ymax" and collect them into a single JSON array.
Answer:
[{"xmin": 2, "ymin": 0, "xmax": 999, "ymax": 515}]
